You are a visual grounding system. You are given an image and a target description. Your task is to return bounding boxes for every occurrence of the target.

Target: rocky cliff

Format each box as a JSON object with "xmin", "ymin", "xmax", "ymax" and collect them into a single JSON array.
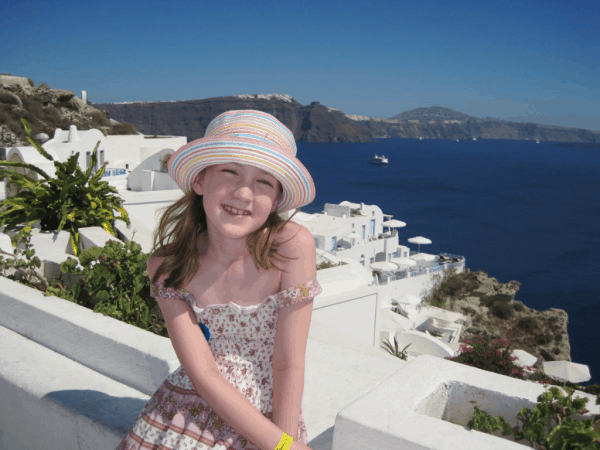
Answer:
[
  {"xmin": 349, "ymin": 106, "xmax": 600, "ymax": 143},
  {"xmin": 94, "ymin": 95, "xmax": 372, "ymax": 143},
  {"xmin": 438, "ymin": 269, "xmax": 571, "ymax": 364},
  {"xmin": 0, "ymin": 75, "xmax": 138, "ymax": 147}
]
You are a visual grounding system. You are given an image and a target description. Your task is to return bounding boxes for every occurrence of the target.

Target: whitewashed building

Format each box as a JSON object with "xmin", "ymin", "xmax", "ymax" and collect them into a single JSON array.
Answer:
[
  {"xmin": 291, "ymin": 201, "xmax": 411, "ymax": 266},
  {"xmin": 3, "ymin": 125, "xmax": 186, "ymax": 196}
]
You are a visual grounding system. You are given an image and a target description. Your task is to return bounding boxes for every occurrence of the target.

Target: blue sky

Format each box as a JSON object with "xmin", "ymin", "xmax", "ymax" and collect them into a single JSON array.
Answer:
[{"xmin": 2, "ymin": 0, "xmax": 599, "ymax": 129}]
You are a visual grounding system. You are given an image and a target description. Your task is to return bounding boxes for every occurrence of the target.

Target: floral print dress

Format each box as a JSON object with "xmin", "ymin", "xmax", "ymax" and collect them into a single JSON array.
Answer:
[{"xmin": 117, "ymin": 278, "xmax": 322, "ymax": 450}]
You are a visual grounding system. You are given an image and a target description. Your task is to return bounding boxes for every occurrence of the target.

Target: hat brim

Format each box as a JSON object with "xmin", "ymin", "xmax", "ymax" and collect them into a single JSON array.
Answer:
[{"xmin": 169, "ymin": 136, "xmax": 315, "ymax": 214}]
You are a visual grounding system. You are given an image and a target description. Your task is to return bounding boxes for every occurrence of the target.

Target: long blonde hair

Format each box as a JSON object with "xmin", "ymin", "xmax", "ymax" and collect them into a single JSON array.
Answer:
[{"xmin": 151, "ymin": 185, "xmax": 300, "ymax": 290}]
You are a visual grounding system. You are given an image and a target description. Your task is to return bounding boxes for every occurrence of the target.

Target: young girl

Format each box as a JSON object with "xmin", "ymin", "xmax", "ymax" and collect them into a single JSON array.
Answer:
[{"xmin": 117, "ymin": 110, "xmax": 321, "ymax": 450}]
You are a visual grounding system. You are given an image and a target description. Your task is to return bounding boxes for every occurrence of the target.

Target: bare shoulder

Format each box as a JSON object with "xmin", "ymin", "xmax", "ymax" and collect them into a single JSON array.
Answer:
[
  {"xmin": 147, "ymin": 247, "xmax": 169, "ymax": 281},
  {"xmin": 276, "ymin": 221, "xmax": 315, "ymax": 256},
  {"xmin": 276, "ymin": 221, "xmax": 316, "ymax": 290}
]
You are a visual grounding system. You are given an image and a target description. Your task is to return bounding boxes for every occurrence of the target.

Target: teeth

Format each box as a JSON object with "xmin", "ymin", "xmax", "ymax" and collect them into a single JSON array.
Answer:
[{"xmin": 224, "ymin": 205, "xmax": 250, "ymax": 215}]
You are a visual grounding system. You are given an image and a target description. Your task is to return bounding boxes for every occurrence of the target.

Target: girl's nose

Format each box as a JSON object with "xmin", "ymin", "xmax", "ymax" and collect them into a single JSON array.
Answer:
[{"xmin": 232, "ymin": 184, "xmax": 253, "ymax": 200}]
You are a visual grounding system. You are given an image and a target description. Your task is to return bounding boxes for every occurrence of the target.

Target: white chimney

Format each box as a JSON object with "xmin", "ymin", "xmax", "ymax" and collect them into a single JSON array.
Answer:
[
  {"xmin": 67, "ymin": 125, "xmax": 80, "ymax": 142},
  {"xmin": 361, "ymin": 202, "xmax": 364, "ymax": 209},
  {"xmin": 82, "ymin": 90, "xmax": 87, "ymax": 104}
]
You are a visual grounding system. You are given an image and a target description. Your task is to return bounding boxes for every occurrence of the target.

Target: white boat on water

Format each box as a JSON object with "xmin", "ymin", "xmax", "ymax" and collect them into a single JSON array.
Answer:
[
  {"xmin": 472, "ymin": 137, "xmax": 477, "ymax": 141},
  {"xmin": 536, "ymin": 139, "xmax": 540, "ymax": 144},
  {"xmin": 369, "ymin": 154, "xmax": 388, "ymax": 165}
]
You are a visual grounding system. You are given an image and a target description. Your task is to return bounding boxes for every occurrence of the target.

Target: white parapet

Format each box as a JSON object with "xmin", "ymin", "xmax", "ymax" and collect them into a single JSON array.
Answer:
[
  {"xmin": 332, "ymin": 355, "xmax": 599, "ymax": 450},
  {"xmin": 0, "ymin": 276, "xmax": 180, "ymax": 396}
]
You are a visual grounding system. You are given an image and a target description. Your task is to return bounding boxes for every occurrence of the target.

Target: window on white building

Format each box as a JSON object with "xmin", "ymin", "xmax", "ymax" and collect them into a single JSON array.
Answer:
[
  {"xmin": 331, "ymin": 236, "xmax": 337, "ymax": 251},
  {"xmin": 360, "ymin": 261, "xmax": 364, "ymax": 266},
  {"xmin": 362, "ymin": 225, "xmax": 366, "ymax": 239},
  {"xmin": 370, "ymin": 257, "xmax": 374, "ymax": 264}
]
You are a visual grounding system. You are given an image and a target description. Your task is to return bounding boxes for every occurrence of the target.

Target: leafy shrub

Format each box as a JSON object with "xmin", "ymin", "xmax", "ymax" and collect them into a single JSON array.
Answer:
[
  {"xmin": 512, "ymin": 301, "xmax": 525, "ymax": 312},
  {"xmin": 0, "ymin": 91, "xmax": 21, "ymax": 105},
  {"xmin": 316, "ymin": 260, "xmax": 346, "ymax": 270},
  {"xmin": 468, "ymin": 387, "xmax": 600, "ymax": 449},
  {"xmin": 0, "ymin": 226, "xmax": 47, "ymax": 290},
  {"xmin": 88, "ymin": 111, "xmax": 112, "ymax": 128},
  {"xmin": 421, "ymin": 269, "xmax": 479, "ymax": 309},
  {"xmin": 109, "ymin": 122, "xmax": 138, "ymax": 135},
  {"xmin": 447, "ymin": 334, "xmax": 525, "ymax": 378},
  {"xmin": 0, "ymin": 119, "xmax": 130, "ymax": 255},
  {"xmin": 536, "ymin": 333, "xmax": 553, "ymax": 345},
  {"xmin": 481, "ymin": 293, "xmax": 512, "ymax": 307},
  {"xmin": 547, "ymin": 316, "xmax": 559, "ymax": 325},
  {"xmin": 47, "ymin": 239, "xmax": 166, "ymax": 337},
  {"xmin": 490, "ymin": 302, "xmax": 514, "ymax": 320},
  {"xmin": 517, "ymin": 316, "xmax": 538, "ymax": 333}
]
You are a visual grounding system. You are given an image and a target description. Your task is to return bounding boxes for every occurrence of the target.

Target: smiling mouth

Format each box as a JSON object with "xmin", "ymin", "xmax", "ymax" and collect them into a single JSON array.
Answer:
[{"xmin": 223, "ymin": 205, "xmax": 251, "ymax": 216}]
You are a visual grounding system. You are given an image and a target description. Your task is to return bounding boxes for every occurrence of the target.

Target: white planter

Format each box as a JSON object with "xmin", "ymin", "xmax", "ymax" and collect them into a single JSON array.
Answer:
[{"xmin": 332, "ymin": 355, "xmax": 599, "ymax": 450}]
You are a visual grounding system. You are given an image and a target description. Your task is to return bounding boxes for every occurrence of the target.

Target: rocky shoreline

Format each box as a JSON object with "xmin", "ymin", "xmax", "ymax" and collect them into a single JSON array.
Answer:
[{"xmin": 439, "ymin": 269, "xmax": 571, "ymax": 364}]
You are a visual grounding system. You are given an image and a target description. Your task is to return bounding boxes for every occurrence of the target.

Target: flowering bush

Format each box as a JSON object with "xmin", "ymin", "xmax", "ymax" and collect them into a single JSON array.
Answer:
[{"xmin": 448, "ymin": 334, "xmax": 525, "ymax": 379}]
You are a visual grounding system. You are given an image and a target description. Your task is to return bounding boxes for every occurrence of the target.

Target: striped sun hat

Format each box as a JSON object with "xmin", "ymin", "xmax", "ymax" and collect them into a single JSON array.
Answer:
[{"xmin": 168, "ymin": 110, "xmax": 315, "ymax": 214}]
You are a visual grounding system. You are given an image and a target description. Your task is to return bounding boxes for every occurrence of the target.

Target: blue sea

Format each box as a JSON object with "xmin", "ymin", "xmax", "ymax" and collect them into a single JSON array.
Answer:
[{"xmin": 296, "ymin": 138, "xmax": 600, "ymax": 383}]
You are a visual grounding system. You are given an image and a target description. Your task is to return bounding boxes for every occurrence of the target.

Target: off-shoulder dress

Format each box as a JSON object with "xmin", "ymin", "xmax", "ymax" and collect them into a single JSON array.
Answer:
[{"xmin": 117, "ymin": 278, "xmax": 322, "ymax": 450}]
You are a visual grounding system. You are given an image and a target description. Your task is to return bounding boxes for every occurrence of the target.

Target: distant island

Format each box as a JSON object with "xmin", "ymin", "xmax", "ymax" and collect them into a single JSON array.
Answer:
[
  {"xmin": 96, "ymin": 98, "xmax": 600, "ymax": 144},
  {"xmin": 2, "ymin": 74, "xmax": 598, "ymax": 146},
  {"xmin": 349, "ymin": 105, "xmax": 600, "ymax": 143}
]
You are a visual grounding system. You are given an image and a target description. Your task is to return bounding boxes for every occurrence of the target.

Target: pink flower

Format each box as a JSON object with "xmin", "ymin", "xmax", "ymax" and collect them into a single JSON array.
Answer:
[
  {"xmin": 525, "ymin": 365, "xmax": 537, "ymax": 373},
  {"xmin": 459, "ymin": 343, "xmax": 474, "ymax": 352}
]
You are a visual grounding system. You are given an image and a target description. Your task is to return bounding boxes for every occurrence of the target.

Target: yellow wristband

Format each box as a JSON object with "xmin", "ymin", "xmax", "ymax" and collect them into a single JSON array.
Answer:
[{"xmin": 275, "ymin": 432, "xmax": 294, "ymax": 450}]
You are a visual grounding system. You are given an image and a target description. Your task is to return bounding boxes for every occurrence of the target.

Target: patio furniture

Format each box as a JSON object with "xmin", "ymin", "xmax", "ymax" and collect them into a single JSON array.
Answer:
[{"xmin": 427, "ymin": 318, "xmax": 464, "ymax": 344}]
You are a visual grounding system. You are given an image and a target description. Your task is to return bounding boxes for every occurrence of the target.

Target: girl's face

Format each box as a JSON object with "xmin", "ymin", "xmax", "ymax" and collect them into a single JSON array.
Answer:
[{"xmin": 191, "ymin": 162, "xmax": 283, "ymax": 240}]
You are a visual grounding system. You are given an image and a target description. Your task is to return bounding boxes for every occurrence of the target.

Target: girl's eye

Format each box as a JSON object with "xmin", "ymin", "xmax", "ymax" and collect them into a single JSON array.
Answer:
[{"xmin": 223, "ymin": 169, "xmax": 273, "ymax": 187}]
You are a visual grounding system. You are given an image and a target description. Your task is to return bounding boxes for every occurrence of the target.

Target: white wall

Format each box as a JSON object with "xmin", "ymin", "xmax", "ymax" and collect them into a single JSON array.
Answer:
[
  {"xmin": 312, "ymin": 292, "xmax": 380, "ymax": 348},
  {"xmin": 105, "ymin": 135, "xmax": 186, "ymax": 171},
  {"xmin": 128, "ymin": 148, "xmax": 179, "ymax": 191}
]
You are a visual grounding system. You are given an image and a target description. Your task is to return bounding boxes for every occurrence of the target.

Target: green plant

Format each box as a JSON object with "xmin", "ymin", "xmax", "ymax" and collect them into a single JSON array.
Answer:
[
  {"xmin": 490, "ymin": 302, "xmax": 514, "ymax": 320},
  {"xmin": 420, "ymin": 268, "xmax": 478, "ymax": 309},
  {"xmin": 108, "ymin": 122, "xmax": 138, "ymax": 135},
  {"xmin": 0, "ymin": 119, "xmax": 130, "ymax": 255},
  {"xmin": 46, "ymin": 239, "xmax": 166, "ymax": 336},
  {"xmin": 381, "ymin": 336, "xmax": 411, "ymax": 361},
  {"xmin": 468, "ymin": 387, "xmax": 600, "ymax": 449},
  {"xmin": 513, "ymin": 301, "xmax": 526, "ymax": 312},
  {"xmin": 468, "ymin": 406, "xmax": 512, "ymax": 436},
  {"xmin": 0, "ymin": 226, "xmax": 47, "ymax": 290},
  {"xmin": 316, "ymin": 260, "xmax": 345, "ymax": 270}
]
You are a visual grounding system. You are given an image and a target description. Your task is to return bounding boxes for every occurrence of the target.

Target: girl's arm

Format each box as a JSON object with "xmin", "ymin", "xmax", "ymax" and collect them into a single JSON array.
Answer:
[
  {"xmin": 149, "ymin": 255, "xmax": 312, "ymax": 450},
  {"xmin": 272, "ymin": 225, "xmax": 317, "ymax": 439}
]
